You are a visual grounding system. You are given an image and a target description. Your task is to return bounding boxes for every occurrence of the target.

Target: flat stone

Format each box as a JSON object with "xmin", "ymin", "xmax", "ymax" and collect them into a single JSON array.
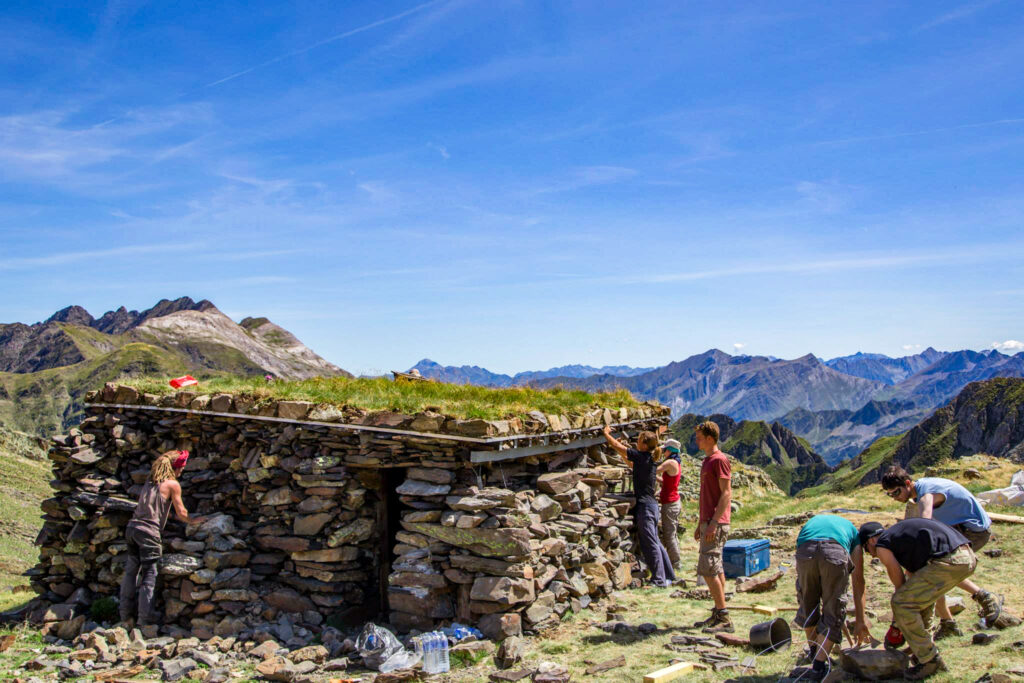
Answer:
[
  {"xmin": 160, "ymin": 554, "xmax": 203, "ymax": 576},
  {"xmin": 404, "ymin": 523, "xmax": 531, "ymax": 558},
  {"xmin": 537, "ymin": 471, "xmax": 581, "ymax": 495},
  {"xmin": 293, "ymin": 513, "xmax": 333, "ymax": 536},
  {"xmin": 470, "ymin": 576, "xmax": 536, "ymax": 605},
  {"xmin": 530, "ymin": 494, "xmax": 562, "ymax": 521},
  {"xmin": 291, "ymin": 547, "xmax": 359, "ymax": 563},
  {"xmin": 288, "ymin": 645, "xmax": 328, "ymax": 664},
  {"xmin": 407, "ymin": 467, "xmax": 454, "ymax": 484},
  {"xmin": 396, "ymin": 480, "xmax": 451, "ymax": 497},
  {"xmin": 249, "ymin": 639, "xmax": 282, "ymax": 659},
  {"xmin": 263, "ymin": 487, "xmax": 295, "ymax": 506},
  {"xmin": 838, "ymin": 647, "xmax": 909, "ymax": 680},
  {"xmin": 478, "ymin": 612, "xmax": 522, "ymax": 641},
  {"xmin": 159, "ymin": 657, "xmax": 197, "ymax": 681},
  {"xmin": 277, "ymin": 401, "xmax": 313, "ymax": 420},
  {"xmin": 327, "ymin": 518, "xmax": 375, "ymax": 546}
]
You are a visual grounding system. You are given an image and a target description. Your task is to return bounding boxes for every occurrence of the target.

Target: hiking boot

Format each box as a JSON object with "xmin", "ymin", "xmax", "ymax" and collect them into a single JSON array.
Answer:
[
  {"xmin": 701, "ymin": 608, "xmax": 734, "ymax": 633},
  {"xmin": 933, "ymin": 619, "xmax": 962, "ymax": 641},
  {"xmin": 904, "ymin": 655, "xmax": 947, "ymax": 680},
  {"xmin": 692, "ymin": 610, "xmax": 716, "ymax": 628},
  {"xmin": 796, "ymin": 645, "xmax": 817, "ymax": 665},
  {"xmin": 973, "ymin": 590, "xmax": 1004, "ymax": 626}
]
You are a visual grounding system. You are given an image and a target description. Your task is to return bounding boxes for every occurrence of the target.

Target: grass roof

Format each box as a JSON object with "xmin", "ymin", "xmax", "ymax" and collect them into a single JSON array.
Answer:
[{"xmin": 123, "ymin": 375, "xmax": 642, "ymax": 421}]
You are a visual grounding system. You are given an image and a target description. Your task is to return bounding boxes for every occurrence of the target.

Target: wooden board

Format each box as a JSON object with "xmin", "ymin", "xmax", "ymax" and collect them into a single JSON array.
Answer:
[
  {"xmin": 988, "ymin": 512, "xmax": 1024, "ymax": 524},
  {"xmin": 643, "ymin": 661, "xmax": 696, "ymax": 682}
]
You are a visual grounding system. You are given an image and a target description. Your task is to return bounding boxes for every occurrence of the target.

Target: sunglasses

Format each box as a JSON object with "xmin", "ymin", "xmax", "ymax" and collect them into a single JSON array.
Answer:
[{"xmin": 885, "ymin": 487, "xmax": 903, "ymax": 499}]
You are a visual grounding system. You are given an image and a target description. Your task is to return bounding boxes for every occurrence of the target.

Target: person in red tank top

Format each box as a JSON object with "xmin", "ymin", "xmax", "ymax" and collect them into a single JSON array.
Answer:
[{"xmin": 656, "ymin": 438, "xmax": 683, "ymax": 569}]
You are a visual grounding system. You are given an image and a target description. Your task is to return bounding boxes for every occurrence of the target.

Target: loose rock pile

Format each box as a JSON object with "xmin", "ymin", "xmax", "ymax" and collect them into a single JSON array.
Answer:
[{"xmin": 28, "ymin": 383, "xmax": 670, "ymax": 647}]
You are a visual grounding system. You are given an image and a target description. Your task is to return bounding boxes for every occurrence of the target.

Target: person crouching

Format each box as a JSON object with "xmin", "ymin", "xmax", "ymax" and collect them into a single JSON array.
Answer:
[{"xmin": 860, "ymin": 518, "xmax": 976, "ymax": 680}]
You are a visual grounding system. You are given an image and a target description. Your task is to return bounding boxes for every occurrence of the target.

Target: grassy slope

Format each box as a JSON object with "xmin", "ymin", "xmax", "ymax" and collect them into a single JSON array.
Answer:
[
  {"xmin": 0, "ymin": 428, "xmax": 49, "ymax": 612},
  {"xmin": 800, "ymin": 434, "xmax": 902, "ymax": 497},
  {"xmin": 0, "ymin": 342, "xmax": 188, "ymax": 435},
  {"xmin": 125, "ymin": 376, "xmax": 641, "ymax": 421}
]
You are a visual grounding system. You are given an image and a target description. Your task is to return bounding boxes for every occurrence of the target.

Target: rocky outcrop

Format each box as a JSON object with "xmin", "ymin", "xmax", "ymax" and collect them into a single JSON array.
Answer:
[{"xmin": 865, "ymin": 377, "xmax": 1024, "ymax": 480}]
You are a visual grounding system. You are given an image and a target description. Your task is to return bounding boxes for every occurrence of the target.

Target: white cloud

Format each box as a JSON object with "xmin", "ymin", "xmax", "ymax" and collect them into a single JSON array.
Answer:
[
  {"xmin": 733, "ymin": 343, "xmax": 746, "ymax": 351},
  {"xmin": 992, "ymin": 340, "xmax": 1024, "ymax": 352},
  {"xmin": 902, "ymin": 344, "xmax": 922, "ymax": 351}
]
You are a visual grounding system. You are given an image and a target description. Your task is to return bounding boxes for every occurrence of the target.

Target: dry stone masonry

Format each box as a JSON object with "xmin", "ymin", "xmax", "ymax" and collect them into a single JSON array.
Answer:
[{"xmin": 30, "ymin": 383, "xmax": 670, "ymax": 646}]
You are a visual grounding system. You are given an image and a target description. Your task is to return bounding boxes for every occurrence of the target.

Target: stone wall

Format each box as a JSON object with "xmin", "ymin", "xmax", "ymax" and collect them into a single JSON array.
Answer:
[{"xmin": 30, "ymin": 383, "xmax": 670, "ymax": 644}]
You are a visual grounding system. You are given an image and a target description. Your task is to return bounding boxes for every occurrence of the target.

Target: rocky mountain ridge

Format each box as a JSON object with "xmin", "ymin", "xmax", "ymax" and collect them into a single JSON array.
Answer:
[
  {"xmin": 669, "ymin": 412, "xmax": 832, "ymax": 494},
  {"xmin": 0, "ymin": 298, "xmax": 348, "ymax": 435},
  {"xmin": 809, "ymin": 377, "xmax": 1024, "ymax": 492}
]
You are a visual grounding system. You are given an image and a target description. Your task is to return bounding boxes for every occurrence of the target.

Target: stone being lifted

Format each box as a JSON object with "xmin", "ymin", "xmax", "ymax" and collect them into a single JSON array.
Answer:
[{"xmin": 29, "ymin": 381, "xmax": 670, "ymax": 645}]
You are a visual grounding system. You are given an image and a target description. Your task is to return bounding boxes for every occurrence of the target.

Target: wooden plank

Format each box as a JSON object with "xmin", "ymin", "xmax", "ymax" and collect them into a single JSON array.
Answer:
[
  {"xmin": 989, "ymin": 512, "xmax": 1024, "ymax": 524},
  {"xmin": 471, "ymin": 435, "xmax": 605, "ymax": 464},
  {"xmin": 643, "ymin": 661, "xmax": 696, "ymax": 682}
]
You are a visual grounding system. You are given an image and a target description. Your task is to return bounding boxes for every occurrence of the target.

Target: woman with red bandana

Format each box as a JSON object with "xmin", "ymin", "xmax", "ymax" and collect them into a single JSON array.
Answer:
[{"xmin": 119, "ymin": 450, "xmax": 204, "ymax": 626}]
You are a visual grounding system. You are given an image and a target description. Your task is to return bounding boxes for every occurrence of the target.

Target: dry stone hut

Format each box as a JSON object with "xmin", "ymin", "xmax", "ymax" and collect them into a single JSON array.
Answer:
[{"xmin": 31, "ymin": 382, "xmax": 670, "ymax": 643}]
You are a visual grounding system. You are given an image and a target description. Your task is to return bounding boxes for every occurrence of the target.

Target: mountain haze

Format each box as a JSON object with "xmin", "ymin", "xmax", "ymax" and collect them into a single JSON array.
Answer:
[{"xmin": 410, "ymin": 358, "xmax": 652, "ymax": 387}]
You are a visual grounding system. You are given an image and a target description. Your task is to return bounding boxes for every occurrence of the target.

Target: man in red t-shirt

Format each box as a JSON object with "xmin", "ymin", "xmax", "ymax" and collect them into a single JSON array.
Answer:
[{"xmin": 691, "ymin": 420, "xmax": 733, "ymax": 633}]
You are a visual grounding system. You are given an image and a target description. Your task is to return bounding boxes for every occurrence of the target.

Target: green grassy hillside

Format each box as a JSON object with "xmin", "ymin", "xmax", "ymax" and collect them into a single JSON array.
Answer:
[{"xmin": 0, "ymin": 427, "xmax": 49, "ymax": 611}]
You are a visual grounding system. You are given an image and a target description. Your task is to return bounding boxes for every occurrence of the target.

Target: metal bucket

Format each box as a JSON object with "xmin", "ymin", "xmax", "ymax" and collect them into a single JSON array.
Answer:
[{"xmin": 749, "ymin": 618, "xmax": 791, "ymax": 652}]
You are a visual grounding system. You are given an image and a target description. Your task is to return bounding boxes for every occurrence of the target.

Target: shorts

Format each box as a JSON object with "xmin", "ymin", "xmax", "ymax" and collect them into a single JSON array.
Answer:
[
  {"xmin": 696, "ymin": 520, "xmax": 729, "ymax": 576},
  {"xmin": 793, "ymin": 540, "xmax": 852, "ymax": 643},
  {"xmin": 954, "ymin": 524, "xmax": 991, "ymax": 551}
]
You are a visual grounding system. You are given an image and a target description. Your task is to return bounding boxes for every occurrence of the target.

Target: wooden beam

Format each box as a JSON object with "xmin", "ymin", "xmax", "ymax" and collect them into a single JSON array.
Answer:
[
  {"xmin": 988, "ymin": 512, "xmax": 1024, "ymax": 524},
  {"xmin": 470, "ymin": 435, "xmax": 606, "ymax": 464},
  {"xmin": 643, "ymin": 661, "xmax": 696, "ymax": 682}
]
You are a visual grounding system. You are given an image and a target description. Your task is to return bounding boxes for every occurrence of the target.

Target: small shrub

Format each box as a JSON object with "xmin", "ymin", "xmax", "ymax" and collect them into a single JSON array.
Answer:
[{"xmin": 89, "ymin": 596, "xmax": 118, "ymax": 622}]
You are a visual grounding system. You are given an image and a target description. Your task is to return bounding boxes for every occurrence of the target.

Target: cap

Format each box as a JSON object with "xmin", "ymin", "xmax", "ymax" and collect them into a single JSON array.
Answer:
[
  {"xmin": 172, "ymin": 450, "xmax": 189, "ymax": 469},
  {"xmin": 858, "ymin": 521, "xmax": 884, "ymax": 547},
  {"xmin": 662, "ymin": 438, "xmax": 682, "ymax": 453}
]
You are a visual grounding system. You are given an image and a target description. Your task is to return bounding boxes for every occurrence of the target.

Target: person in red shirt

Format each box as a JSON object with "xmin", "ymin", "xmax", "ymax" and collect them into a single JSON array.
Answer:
[{"xmin": 691, "ymin": 420, "xmax": 733, "ymax": 633}]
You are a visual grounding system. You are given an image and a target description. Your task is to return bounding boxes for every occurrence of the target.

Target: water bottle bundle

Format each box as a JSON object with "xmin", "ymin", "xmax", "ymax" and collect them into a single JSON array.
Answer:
[{"xmin": 416, "ymin": 630, "xmax": 451, "ymax": 674}]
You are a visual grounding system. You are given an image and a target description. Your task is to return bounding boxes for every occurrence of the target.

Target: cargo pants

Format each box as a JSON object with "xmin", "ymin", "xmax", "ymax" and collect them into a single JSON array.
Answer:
[
  {"xmin": 891, "ymin": 545, "xmax": 976, "ymax": 664},
  {"xmin": 659, "ymin": 500, "xmax": 682, "ymax": 569},
  {"xmin": 119, "ymin": 524, "xmax": 163, "ymax": 624}
]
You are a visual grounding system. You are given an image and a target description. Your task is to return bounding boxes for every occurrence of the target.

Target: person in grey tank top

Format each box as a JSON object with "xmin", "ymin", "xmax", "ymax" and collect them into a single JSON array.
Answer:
[{"xmin": 119, "ymin": 450, "xmax": 205, "ymax": 626}]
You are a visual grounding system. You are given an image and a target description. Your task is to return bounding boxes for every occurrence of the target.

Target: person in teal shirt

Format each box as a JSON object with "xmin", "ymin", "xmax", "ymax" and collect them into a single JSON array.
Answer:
[{"xmin": 793, "ymin": 514, "xmax": 872, "ymax": 681}]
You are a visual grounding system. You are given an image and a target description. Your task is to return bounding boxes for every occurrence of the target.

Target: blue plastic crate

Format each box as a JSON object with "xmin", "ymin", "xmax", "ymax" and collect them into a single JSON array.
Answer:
[{"xmin": 722, "ymin": 538, "xmax": 771, "ymax": 578}]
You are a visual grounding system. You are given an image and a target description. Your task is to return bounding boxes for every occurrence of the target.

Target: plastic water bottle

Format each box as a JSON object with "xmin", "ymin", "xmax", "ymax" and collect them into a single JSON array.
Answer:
[
  {"xmin": 438, "ymin": 632, "xmax": 450, "ymax": 673},
  {"xmin": 425, "ymin": 632, "xmax": 438, "ymax": 673}
]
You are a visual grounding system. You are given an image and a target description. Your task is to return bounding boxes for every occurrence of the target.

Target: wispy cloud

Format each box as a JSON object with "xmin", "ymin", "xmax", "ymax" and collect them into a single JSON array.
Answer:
[
  {"xmin": 0, "ymin": 242, "xmax": 205, "ymax": 270},
  {"xmin": 205, "ymin": 0, "xmax": 445, "ymax": 87},
  {"xmin": 916, "ymin": 0, "xmax": 1004, "ymax": 32},
  {"xmin": 529, "ymin": 166, "xmax": 637, "ymax": 195},
  {"xmin": 815, "ymin": 118, "xmax": 1024, "ymax": 147},
  {"xmin": 902, "ymin": 344, "xmax": 923, "ymax": 351}
]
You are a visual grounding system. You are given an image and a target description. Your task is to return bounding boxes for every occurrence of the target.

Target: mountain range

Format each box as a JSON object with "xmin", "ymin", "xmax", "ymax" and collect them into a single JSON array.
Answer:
[
  {"xmin": 409, "ymin": 359, "xmax": 653, "ymax": 387},
  {"xmin": 413, "ymin": 347, "xmax": 1024, "ymax": 464},
  {"xmin": 0, "ymin": 298, "xmax": 348, "ymax": 435}
]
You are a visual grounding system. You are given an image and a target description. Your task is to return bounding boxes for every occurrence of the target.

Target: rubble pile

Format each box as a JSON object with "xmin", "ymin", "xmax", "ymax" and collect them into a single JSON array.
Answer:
[{"xmin": 27, "ymin": 383, "xmax": 670, "ymax": 645}]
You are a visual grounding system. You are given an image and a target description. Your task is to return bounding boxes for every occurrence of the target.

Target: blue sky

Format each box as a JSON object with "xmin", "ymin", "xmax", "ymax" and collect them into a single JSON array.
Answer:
[{"xmin": 2, "ymin": 1, "xmax": 1023, "ymax": 375}]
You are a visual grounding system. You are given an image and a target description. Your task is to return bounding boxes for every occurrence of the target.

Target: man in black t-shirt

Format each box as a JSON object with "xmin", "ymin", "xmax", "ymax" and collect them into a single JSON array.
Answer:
[{"xmin": 860, "ymin": 519, "xmax": 976, "ymax": 680}]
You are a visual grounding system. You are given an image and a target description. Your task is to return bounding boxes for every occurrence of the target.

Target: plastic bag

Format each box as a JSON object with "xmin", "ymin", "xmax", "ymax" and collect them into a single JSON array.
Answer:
[
  {"xmin": 355, "ymin": 623, "xmax": 403, "ymax": 671},
  {"xmin": 444, "ymin": 622, "xmax": 483, "ymax": 642},
  {"xmin": 378, "ymin": 647, "xmax": 421, "ymax": 673},
  {"xmin": 977, "ymin": 470, "xmax": 1024, "ymax": 506}
]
